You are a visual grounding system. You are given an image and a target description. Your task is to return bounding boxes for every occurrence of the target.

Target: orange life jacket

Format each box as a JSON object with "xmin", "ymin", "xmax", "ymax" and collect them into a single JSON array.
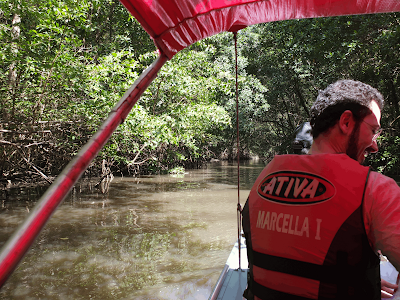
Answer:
[{"xmin": 244, "ymin": 154, "xmax": 380, "ymax": 300}]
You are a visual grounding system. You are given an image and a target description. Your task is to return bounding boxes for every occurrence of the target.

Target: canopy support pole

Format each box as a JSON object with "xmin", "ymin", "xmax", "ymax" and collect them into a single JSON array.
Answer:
[
  {"xmin": 0, "ymin": 53, "xmax": 168, "ymax": 288},
  {"xmin": 234, "ymin": 31, "xmax": 242, "ymax": 271}
]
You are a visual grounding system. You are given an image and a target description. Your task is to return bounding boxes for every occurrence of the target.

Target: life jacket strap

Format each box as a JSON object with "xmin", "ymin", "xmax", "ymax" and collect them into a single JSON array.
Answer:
[
  {"xmin": 253, "ymin": 250, "xmax": 364, "ymax": 283},
  {"xmin": 252, "ymin": 280, "xmax": 312, "ymax": 300}
]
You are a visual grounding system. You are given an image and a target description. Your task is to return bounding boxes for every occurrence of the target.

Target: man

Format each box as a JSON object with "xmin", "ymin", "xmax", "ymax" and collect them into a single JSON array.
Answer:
[{"xmin": 242, "ymin": 80, "xmax": 400, "ymax": 299}]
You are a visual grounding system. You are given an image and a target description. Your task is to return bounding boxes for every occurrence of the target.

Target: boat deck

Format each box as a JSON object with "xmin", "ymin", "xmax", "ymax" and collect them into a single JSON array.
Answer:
[
  {"xmin": 209, "ymin": 236, "xmax": 248, "ymax": 300},
  {"xmin": 216, "ymin": 268, "xmax": 248, "ymax": 300}
]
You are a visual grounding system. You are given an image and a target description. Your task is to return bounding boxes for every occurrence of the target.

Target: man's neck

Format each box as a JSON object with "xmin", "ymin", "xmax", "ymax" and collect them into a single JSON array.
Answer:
[{"xmin": 309, "ymin": 130, "xmax": 348, "ymax": 155}]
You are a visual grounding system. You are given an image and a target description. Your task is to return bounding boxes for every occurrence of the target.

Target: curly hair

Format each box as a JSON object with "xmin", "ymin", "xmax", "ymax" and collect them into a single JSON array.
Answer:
[{"xmin": 310, "ymin": 80, "xmax": 384, "ymax": 139}]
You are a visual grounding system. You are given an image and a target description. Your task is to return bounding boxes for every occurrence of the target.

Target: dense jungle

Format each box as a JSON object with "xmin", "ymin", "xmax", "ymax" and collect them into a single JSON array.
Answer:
[{"xmin": 1, "ymin": 0, "xmax": 400, "ymax": 190}]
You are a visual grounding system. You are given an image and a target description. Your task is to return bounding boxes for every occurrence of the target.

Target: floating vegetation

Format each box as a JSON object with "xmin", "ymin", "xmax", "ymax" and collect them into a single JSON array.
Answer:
[{"xmin": 169, "ymin": 166, "xmax": 185, "ymax": 175}]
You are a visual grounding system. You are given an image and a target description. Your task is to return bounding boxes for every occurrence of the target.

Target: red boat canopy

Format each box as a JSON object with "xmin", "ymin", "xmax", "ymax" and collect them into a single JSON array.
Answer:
[{"xmin": 120, "ymin": 0, "xmax": 400, "ymax": 59}]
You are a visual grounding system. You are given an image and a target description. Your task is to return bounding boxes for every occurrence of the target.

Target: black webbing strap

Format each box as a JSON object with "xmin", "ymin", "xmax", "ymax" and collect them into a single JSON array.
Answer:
[
  {"xmin": 253, "ymin": 281, "xmax": 312, "ymax": 300},
  {"xmin": 361, "ymin": 167, "xmax": 371, "ymax": 208},
  {"xmin": 252, "ymin": 251, "xmax": 360, "ymax": 283}
]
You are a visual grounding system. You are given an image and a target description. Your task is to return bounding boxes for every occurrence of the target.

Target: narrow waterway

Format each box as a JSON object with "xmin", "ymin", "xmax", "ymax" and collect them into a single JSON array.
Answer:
[{"xmin": 0, "ymin": 160, "xmax": 265, "ymax": 300}]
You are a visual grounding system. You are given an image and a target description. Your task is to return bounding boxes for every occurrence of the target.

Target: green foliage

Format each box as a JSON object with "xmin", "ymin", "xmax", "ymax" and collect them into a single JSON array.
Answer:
[
  {"xmin": 367, "ymin": 134, "xmax": 400, "ymax": 176},
  {"xmin": 103, "ymin": 47, "xmax": 235, "ymax": 174},
  {"xmin": 1, "ymin": 1, "xmax": 399, "ymax": 181},
  {"xmin": 241, "ymin": 15, "xmax": 400, "ymax": 168}
]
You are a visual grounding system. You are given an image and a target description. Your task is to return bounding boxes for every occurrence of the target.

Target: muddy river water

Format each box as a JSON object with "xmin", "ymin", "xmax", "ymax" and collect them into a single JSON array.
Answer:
[{"xmin": 0, "ymin": 160, "xmax": 265, "ymax": 300}]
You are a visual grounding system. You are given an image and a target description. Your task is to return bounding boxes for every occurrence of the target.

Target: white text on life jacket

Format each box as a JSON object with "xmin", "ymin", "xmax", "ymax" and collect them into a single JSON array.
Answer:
[{"xmin": 256, "ymin": 210, "xmax": 322, "ymax": 240}]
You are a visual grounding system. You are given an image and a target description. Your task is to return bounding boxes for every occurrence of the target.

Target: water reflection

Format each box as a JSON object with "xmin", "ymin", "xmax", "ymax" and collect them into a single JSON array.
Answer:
[{"xmin": 0, "ymin": 160, "xmax": 265, "ymax": 299}]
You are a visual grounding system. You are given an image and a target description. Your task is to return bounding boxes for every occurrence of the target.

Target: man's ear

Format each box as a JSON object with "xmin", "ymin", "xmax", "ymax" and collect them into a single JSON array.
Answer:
[{"xmin": 338, "ymin": 110, "xmax": 355, "ymax": 135}]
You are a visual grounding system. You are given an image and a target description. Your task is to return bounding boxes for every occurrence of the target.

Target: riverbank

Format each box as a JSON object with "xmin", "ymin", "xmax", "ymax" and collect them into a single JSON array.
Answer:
[{"xmin": 2, "ymin": 160, "xmax": 398, "ymax": 203}]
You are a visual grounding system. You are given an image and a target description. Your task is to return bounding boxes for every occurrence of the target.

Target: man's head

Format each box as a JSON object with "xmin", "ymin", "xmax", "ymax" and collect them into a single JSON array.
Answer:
[{"xmin": 310, "ymin": 80, "xmax": 384, "ymax": 164}]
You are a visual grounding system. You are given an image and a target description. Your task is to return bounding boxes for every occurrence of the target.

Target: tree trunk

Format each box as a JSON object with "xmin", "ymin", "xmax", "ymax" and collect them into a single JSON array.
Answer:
[
  {"xmin": 7, "ymin": 14, "xmax": 20, "ymax": 123},
  {"xmin": 388, "ymin": 78, "xmax": 400, "ymax": 130}
]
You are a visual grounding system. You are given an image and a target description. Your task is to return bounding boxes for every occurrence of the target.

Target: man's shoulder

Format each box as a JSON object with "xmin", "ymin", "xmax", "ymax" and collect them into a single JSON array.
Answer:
[
  {"xmin": 274, "ymin": 153, "xmax": 364, "ymax": 165},
  {"xmin": 367, "ymin": 172, "xmax": 400, "ymax": 206},
  {"xmin": 268, "ymin": 154, "xmax": 369, "ymax": 176},
  {"xmin": 369, "ymin": 171, "xmax": 400, "ymax": 188}
]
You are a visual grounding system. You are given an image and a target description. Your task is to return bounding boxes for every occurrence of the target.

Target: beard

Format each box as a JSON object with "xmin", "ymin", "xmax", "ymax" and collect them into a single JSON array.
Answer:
[{"xmin": 346, "ymin": 122, "xmax": 361, "ymax": 163}]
